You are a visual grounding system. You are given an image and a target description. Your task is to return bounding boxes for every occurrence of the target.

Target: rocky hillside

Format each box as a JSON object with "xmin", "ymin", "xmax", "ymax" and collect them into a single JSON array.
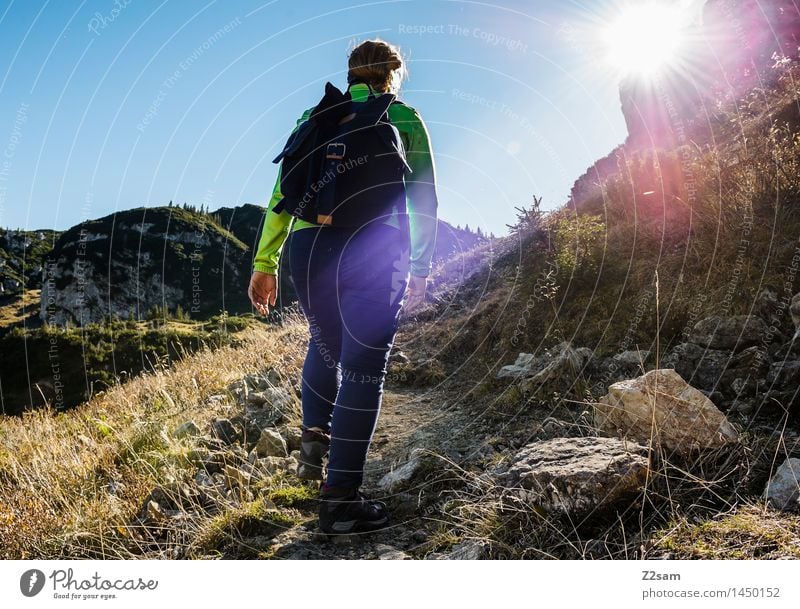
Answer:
[
  {"xmin": 0, "ymin": 228, "xmax": 59, "ymax": 297},
  {"xmin": 39, "ymin": 206, "xmax": 251, "ymax": 326},
  {"xmin": 37, "ymin": 204, "xmax": 485, "ymax": 328}
]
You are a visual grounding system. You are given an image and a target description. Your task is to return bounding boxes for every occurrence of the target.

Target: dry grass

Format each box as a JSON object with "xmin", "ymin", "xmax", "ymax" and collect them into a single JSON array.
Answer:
[
  {"xmin": 0, "ymin": 289, "xmax": 40, "ymax": 328},
  {"xmin": 0, "ymin": 311, "xmax": 308, "ymax": 559},
  {"xmin": 653, "ymin": 502, "xmax": 800, "ymax": 559}
]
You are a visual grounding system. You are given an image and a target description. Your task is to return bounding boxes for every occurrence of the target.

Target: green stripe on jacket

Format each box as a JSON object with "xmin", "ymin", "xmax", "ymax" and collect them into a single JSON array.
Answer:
[{"xmin": 252, "ymin": 83, "xmax": 439, "ymax": 278}]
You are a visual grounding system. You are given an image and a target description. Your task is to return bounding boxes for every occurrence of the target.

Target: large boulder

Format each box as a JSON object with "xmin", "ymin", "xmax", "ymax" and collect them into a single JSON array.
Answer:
[
  {"xmin": 762, "ymin": 458, "xmax": 800, "ymax": 512},
  {"xmin": 594, "ymin": 369, "xmax": 740, "ymax": 457},
  {"xmin": 496, "ymin": 436, "xmax": 650, "ymax": 516},
  {"xmin": 688, "ymin": 315, "xmax": 768, "ymax": 352}
]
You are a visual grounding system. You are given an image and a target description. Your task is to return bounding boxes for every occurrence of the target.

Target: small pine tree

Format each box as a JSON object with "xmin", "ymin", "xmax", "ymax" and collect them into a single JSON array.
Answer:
[{"xmin": 175, "ymin": 304, "xmax": 189, "ymax": 321}]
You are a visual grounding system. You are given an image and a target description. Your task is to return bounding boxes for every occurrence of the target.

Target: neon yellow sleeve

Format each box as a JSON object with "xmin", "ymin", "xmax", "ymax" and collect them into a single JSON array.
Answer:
[
  {"xmin": 253, "ymin": 108, "xmax": 314, "ymax": 275},
  {"xmin": 390, "ymin": 103, "xmax": 440, "ymax": 278}
]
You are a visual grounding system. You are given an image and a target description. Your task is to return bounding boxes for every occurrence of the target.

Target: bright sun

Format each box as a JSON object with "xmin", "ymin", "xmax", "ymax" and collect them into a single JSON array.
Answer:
[{"xmin": 604, "ymin": 3, "xmax": 687, "ymax": 77}]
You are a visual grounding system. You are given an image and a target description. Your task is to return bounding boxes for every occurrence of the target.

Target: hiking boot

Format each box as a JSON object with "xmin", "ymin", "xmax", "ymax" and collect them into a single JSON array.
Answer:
[
  {"xmin": 297, "ymin": 428, "xmax": 330, "ymax": 480},
  {"xmin": 318, "ymin": 485, "xmax": 389, "ymax": 535}
]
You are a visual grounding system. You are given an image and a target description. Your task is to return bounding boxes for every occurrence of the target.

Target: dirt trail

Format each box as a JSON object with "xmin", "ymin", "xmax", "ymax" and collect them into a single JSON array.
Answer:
[{"xmin": 262, "ymin": 386, "xmax": 457, "ymax": 559}]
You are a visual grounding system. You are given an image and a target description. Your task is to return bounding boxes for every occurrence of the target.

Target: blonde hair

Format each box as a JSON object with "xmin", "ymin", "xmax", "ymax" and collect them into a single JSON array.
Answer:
[{"xmin": 347, "ymin": 38, "xmax": 406, "ymax": 94}]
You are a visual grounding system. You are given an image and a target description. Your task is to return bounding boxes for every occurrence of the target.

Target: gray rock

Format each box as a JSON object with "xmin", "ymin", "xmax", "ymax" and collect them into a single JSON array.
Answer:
[
  {"xmin": 224, "ymin": 464, "xmax": 253, "ymax": 489},
  {"xmin": 243, "ymin": 373, "xmax": 267, "ymax": 392},
  {"xmin": 497, "ymin": 364, "xmax": 532, "ymax": 379},
  {"xmin": 278, "ymin": 425, "xmax": 302, "ymax": 452},
  {"xmin": 689, "ymin": 315, "xmax": 768, "ymax": 352},
  {"xmin": 444, "ymin": 540, "xmax": 489, "ymax": 560},
  {"xmin": 375, "ymin": 544, "xmax": 410, "ymax": 560},
  {"xmin": 146, "ymin": 500, "xmax": 168, "ymax": 523},
  {"xmin": 247, "ymin": 387, "xmax": 294, "ymax": 410},
  {"xmin": 497, "ymin": 436, "xmax": 650, "ymax": 515},
  {"xmin": 284, "ymin": 455, "xmax": 299, "ymax": 472},
  {"xmin": 388, "ymin": 350, "xmax": 410, "ymax": 365},
  {"xmin": 520, "ymin": 342, "xmax": 586, "ymax": 391},
  {"xmin": 241, "ymin": 405, "xmax": 286, "ymax": 441},
  {"xmin": 497, "ymin": 352, "xmax": 543, "ymax": 378},
  {"xmin": 731, "ymin": 345, "xmax": 770, "ymax": 373},
  {"xmin": 194, "ymin": 470, "xmax": 215, "ymax": 487},
  {"xmin": 514, "ymin": 352, "xmax": 539, "ymax": 368},
  {"xmin": 254, "ymin": 456, "xmax": 292, "ymax": 476},
  {"xmin": 378, "ymin": 448, "xmax": 428, "ymax": 492},
  {"xmin": 173, "ymin": 420, "xmax": 201, "ymax": 439},
  {"xmin": 728, "ymin": 398, "xmax": 756, "ymax": 415},
  {"xmin": 767, "ymin": 360, "xmax": 800, "ymax": 389},
  {"xmin": 541, "ymin": 417, "xmax": 570, "ymax": 439},
  {"xmin": 211, "ymin": 419, "xmax": 241, "ymax": 445},
  {"xmin": 661, "ymin": 343, "xmax": 731, "ymax": 392},
  {"xmin": 594, "ymin": 369, "xmax": 740, "ymax": 457},
  {"xmin": 763, "ymin": 458, "xmax": 800, "ymax": 512},
  {"xmin": 613, "ymin": 350, "xmax": 651, "ymax": 367},
  {"xmin": 253, "ymin": 429, "xmax": 288, "ymax": 458}
]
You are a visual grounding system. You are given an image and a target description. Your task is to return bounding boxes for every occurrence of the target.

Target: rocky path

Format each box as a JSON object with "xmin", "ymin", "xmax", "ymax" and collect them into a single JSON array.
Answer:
[{"xmin": 261, "ymin": 386, "xmax": 458, "ymax": 560}]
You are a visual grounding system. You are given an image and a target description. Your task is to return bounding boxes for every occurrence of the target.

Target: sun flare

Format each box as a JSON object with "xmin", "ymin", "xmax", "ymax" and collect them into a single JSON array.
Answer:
[{"xmin": 604, "ymin": 3, "xmax": 688, "ymax": 77}]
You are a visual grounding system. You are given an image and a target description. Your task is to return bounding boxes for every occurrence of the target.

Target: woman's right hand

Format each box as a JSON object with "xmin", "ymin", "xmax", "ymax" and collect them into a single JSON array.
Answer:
[
  {"xmin": 248, "ymin": 271, "xmax": 278, "ymax": 316},
  {"xmin": 403, "ymin": 275, "xmax": 427, "ymax": 312}
]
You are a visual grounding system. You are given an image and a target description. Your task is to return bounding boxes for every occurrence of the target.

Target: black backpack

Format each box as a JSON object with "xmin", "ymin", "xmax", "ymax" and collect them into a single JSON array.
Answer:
[{"xmin": 271, "ymin": 81, "xmax": 411, "ymax": 228}]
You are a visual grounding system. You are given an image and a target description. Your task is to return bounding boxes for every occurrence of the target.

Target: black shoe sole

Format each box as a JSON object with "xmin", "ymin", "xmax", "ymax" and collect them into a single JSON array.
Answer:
[{"xmin": 319, "ymin": 515, "xmax": 390, "ymax": 535}]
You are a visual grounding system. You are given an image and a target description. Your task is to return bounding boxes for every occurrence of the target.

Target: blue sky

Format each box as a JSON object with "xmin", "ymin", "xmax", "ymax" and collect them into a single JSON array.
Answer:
[{"xmin": 0, "ymin": 0, "xmax": 701, "ymax": 236}]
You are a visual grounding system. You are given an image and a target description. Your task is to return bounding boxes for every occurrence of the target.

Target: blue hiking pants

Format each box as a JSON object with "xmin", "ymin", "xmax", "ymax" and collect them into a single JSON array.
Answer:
[{"xmin": 287, "ymin": 219, "xmax": 410, "ymax": 488}]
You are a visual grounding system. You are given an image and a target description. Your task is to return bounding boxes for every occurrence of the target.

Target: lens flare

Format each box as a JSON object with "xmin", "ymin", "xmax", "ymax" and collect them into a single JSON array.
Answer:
[{"xmin": 604, "ymin": 3, "xmax": 688, "ymax": 77}]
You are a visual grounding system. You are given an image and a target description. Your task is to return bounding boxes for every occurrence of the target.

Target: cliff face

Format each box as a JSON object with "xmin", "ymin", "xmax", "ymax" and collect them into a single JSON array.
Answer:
[{"xmin": 40, "ymin": 207, "xmax": 252, "ymax": 326}]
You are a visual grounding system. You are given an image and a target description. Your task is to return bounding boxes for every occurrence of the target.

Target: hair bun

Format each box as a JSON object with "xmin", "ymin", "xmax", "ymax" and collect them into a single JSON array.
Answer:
[{"xmin": 348, "ymin": 39, "xmax": 406, "ymax": 94}]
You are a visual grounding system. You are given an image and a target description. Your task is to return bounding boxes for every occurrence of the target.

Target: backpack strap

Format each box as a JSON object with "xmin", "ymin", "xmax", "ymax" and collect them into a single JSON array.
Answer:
[
  {"xmin": 311, "ymin": 82, "xmax": 352, "ymax": 125},
  {"xmin": 347, "ymin": 93, "xmax": 396, "ymax": 129}
]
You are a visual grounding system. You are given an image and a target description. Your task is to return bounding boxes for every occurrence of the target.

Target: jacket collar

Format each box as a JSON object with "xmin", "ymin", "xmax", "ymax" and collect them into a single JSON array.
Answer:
[{"xmin": 347, "ymin": 82, "xmax": 379, "ymax": 102}]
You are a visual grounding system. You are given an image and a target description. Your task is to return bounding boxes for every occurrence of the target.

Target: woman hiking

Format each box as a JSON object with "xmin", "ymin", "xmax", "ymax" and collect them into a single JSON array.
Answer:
[{"xmin": 247, "ymin": 39, "xmax": 439, "ymax": 535}]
